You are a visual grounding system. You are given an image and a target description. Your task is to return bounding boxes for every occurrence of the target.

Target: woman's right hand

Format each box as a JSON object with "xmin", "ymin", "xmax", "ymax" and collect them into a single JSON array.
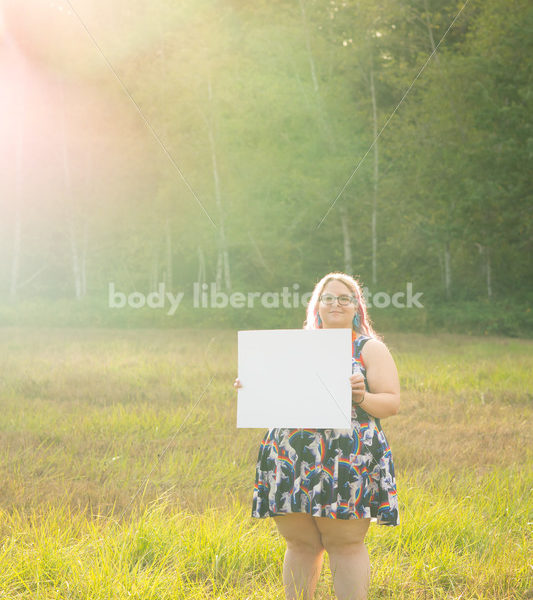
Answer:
[{"xmin": 233, "ymin": 377, "xmax": 242, "ymax": 389}]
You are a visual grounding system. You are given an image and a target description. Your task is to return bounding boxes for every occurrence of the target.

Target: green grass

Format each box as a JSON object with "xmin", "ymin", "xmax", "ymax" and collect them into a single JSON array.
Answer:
[{"xmin": 0, "ymin": 328, "xmax": 531, "ymax": 599}]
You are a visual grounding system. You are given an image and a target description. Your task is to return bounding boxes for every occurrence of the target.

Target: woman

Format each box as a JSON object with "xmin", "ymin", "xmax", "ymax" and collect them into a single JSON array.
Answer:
[{"xmin": 234, "ymin": 272, "xmax": 400, "ymax": 600}]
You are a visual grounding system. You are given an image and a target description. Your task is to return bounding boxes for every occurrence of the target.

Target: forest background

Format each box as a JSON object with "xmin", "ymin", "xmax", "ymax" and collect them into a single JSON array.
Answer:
[{"xmin": 0, "ymin": 0, "xmax": 531, "ymax": 336}]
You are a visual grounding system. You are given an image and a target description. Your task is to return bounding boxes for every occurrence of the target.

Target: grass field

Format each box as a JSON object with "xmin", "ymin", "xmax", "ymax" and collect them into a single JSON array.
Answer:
[{"xmin": 0, "ymin": 328, "xmax": 531, "ymax": 599}]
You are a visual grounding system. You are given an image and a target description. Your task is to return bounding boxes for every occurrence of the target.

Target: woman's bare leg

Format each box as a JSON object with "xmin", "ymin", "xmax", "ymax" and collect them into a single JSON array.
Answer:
[
  {"xmin": 273, "ymin": 513, "xmax": 325, "ymax": 600},
  {"xmin": 316, "ymin": 517, "xmax": 371, "ymax": 600}
]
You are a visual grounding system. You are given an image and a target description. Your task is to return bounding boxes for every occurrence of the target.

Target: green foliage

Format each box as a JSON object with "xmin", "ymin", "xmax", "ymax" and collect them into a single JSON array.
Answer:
[{"xmin": 0, "ymin": 0, "xmax": 531, "ymax": 330}]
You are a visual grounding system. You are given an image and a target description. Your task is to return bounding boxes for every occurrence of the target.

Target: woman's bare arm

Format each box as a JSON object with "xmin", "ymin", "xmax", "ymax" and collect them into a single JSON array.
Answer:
[{"xmin": 353, "ymin": 339, "xmax": 400, "ymax": 419}]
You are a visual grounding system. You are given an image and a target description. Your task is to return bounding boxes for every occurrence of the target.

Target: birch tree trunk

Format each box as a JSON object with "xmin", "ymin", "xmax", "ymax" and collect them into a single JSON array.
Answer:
[
  {"xmin": 444, "ymin": 241, "xmax": 452, "ymax": 299},
  {"xmin": 340, "ymin": 205, "xmax": 353, "ymax": 275},
  {"xmin": 421, "ymin": 2, "xmax": 464, "ymax": 132},
  {"xmin": 10, "ymin": 208, "xmax": 21, "ymax": 301},
  {"xmin": 423, "ymin": 0, "xmax": 466, "ymax": 300},
  {"xmin": 369, "ymin": 64, "xmax": 379, "ymax": 286},
  {"xmin": 486, "ymin": 245, "xmax": 492, "ymax": 299},
  {"xmin": 422, "ymin": 0, "xmax": 438, "ymax": 63},
  {"xmin": 80, "ymin": 147, "xmax": 92, "ymax": 298},
  {"xmin": 299, "ymin": 0, "xmax": 318, "ymax": 94},
  {"xmin": 476, "ymin": 243, "xmax": 493, "ymax": 300},
  {"xmin": 206, "ymin": 73, "xmax": 231, "ymax": 292},
  {"xmin": 197, "ymin": 246, "xmax": 206, "ymax": 287},
  {"xmin": 60, "ymin": 85, "xmax": 83, "ymax": 300},
  {"xmin": 68, "ymin": 219, "xmax": 82, "ymax": 300},
  {"xmin": 299, "ymin": 0, "xmax": 353, "ymax": 272},
  {"xmin": 81, "ymin": 221, "xmax": 88, "ymax": 297},
  {"xmin": 165, "ymin": 218, "xmax": 173, "ymax": 290},
  {"xmin": 150, "ymin": 251, "xmax": 159, "ymax": 293},
  {"xmin": 10, "ymin": 171, "xmax": 22, "ymax": 301},
  {"xmin": 10, "ymin": 75, "xmax": 24, "ymax": 302}
]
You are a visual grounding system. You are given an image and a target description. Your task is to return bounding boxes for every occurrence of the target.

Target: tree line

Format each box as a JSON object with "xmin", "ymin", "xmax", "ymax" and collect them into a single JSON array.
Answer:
[{"xmin": 1, "ymin": 0, "xmax": 531, "ymax": 332}]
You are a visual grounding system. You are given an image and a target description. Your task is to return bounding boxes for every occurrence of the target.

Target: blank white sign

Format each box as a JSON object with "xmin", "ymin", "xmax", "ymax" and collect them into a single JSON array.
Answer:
[{"xmin": 237, "ymin": 329, "xmax": 352, "ymax": 428}]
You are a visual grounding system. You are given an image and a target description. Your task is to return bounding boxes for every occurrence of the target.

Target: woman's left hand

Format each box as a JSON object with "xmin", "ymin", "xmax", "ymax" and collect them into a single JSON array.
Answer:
[{"xmin": 349, "ymin": 373, "xmax": 365, "ymax": 404}]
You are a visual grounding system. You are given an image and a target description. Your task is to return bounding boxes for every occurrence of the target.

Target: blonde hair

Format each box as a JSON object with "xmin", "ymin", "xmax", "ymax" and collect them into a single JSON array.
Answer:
[{"xmin": 304, "ymin": 272, "xmax": 378, "ymax": 338}]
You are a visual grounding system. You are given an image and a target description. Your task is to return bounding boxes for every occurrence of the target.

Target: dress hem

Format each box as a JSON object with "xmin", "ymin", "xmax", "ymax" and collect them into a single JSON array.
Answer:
[{"xmin": 251, "ymin": 510, "xmax": 399, "ymax": 526}]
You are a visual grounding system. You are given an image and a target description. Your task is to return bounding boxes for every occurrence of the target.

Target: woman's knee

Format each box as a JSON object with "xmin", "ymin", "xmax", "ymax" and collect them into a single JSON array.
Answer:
[
  {"xmin": 315, "ymin": 517, "xmax": 370, "ymax": 554},
  {"xmin": 274, "ymin": 514, "xmax": 325, "ymax": 554}
]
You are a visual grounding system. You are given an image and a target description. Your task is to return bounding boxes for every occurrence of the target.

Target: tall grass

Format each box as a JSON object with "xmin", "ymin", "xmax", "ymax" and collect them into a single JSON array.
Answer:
[{"xmin": 0, "ymin": 327, "xmax": 531, "ymax": 599}]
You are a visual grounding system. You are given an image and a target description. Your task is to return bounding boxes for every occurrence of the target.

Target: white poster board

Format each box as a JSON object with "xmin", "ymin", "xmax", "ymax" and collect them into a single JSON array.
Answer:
[{"xmin": 237, "ymin": 329, "xmax": 352, "ymax": 428}]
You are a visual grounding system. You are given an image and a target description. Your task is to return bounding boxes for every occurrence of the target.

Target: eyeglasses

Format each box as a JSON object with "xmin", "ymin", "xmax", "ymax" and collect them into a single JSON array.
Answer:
[{"xmin": 319, "ymin": 293, "xmax": 356, "ymax": 306}]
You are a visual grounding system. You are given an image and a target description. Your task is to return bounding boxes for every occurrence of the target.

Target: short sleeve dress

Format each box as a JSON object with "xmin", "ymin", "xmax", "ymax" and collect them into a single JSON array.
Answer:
[{"xmin": 251, "ymin": 332, "xmax": 399, "ymax": 526}]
